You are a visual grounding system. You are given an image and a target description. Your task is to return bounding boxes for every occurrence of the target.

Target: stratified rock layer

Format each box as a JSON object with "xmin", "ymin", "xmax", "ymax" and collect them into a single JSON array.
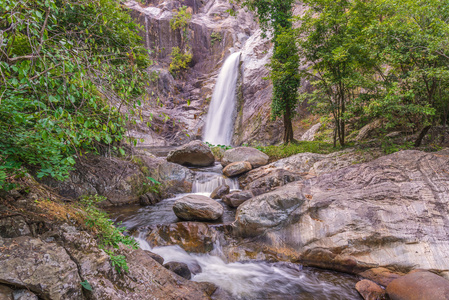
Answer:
[
  {"xmin": 234, "ymin": 150, "xmax": 449, "ymax": 278},
  {"xmin": 167, "ymin": 140, "xmax": 215, "ymax": 167}
]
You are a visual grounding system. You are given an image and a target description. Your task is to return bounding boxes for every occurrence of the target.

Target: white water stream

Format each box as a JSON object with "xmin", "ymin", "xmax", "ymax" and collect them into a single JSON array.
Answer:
[{"xmin": 203, "ymin": 52, "xmax": 241, "ymax": 146}]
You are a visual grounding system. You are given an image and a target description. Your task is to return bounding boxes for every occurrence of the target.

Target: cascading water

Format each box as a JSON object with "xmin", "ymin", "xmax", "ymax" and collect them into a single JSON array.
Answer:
[{"xmin": 203, "ymin": 52, "xmax": 241, "ymax": 146}]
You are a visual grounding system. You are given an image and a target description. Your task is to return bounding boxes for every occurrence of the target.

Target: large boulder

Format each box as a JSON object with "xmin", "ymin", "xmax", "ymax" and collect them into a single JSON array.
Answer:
[
  {"xmin": 167, "ymin": 140, "xmax": 215, "ymax": 167},
  {"xmin": 386, "ymin": 271, "xmax": 449, "ymax": 300},
  {"xmin": 173, "ymin": 195, "xmax": 223, "ymax": 221},
  {"xmin": 299, "ymin": 123, "xmax": 321, "ymax": 141},
  {"xmin": 234, "ymin": 150, "xmax": 449, "ymax": 279},
  {"xmin": 221, "ymin": 147, "xmax": 269, "ymax": 168},
  {"xmin": 223, "ymin": 161, "xmax": 252, "ymax": 177}
]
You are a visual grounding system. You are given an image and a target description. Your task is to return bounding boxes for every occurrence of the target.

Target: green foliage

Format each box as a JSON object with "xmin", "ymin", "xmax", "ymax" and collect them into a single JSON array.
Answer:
[
  {"xmin": 205, "ymin": 142, "xmax": 232, "ymax": 150},
  {"xmin": 240, "ymin": 0, "xmax": 300, "ymax": 143},
  {"xmin": 258, "ymin": 141, "xmax": 340, "ymax": 160},
  {"xmin": 381, "ymin": 139, "xmax": 414, "ymax": 155},
  {"xmin": 142, "ymin": 176, "xmax": 161, "ymax": 195},
  {"xmin": 169, "ymin": 47, "xmax": 192, "ymax": 75},
  {"xmin": 79, "ymin": 195, "xmax": 138, "ymax": 273},
  {"xmin": 80, "ymin": 280, "xmax": 93, "ymax": 291},
  {"xmin": 170, "ymin": 6, "xmax": 192, "ymax": 33},
  {"xmin": 0, "ymin": 0, "xmax": 152, "ymax": 190},
  {"xmin": 210, "ymin": 32, "xmax": 222, "ymax": 46},
  {"xmin": 296, "ymin": 0, "xmax": 449, "ymax": 147}
]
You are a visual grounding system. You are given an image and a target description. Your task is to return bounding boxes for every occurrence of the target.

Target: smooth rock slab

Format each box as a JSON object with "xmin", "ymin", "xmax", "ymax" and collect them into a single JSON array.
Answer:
[
  {"xmin": 386, "ymin": 271, "xmax": 449, "ymax": 300},
  {"xmin": 167, "ymin": 140, "xmax": 215, "ymax": 167},
  {"xmin": 221, "ymin": 147, "xmax": 269, "ymax": 168},
  {"xmin": 223, "ymin": 161, "xmax": 252, "ymax": 177},
  {"xmin": 234, "ymin": 150, "xmax": 449, "ymax": 278},
  {"xmin": 173, "ymin": 195, "xmax": 223, "ymax": 221}
]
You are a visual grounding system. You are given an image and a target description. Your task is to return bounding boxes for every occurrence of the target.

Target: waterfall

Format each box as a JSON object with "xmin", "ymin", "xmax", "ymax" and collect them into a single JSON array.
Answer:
[{"xmin": 203, "ymin": 52, "xmax": 241, "ymax": 146}]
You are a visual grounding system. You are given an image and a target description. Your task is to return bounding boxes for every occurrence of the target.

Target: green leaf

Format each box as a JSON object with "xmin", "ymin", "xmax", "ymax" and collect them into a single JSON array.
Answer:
[{"xmin": 80, "ymin": 280, "xmax": 93, "ymax": 291}]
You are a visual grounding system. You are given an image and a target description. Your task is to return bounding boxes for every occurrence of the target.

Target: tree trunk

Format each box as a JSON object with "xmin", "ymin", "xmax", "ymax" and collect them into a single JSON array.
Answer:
[
  {"xmin": 414, "ymin": 125, "xmax": 432, "ymax": 147},
  {"xmin": 283, "ymin": 109, "xmax": 294, "ymax": 144}
]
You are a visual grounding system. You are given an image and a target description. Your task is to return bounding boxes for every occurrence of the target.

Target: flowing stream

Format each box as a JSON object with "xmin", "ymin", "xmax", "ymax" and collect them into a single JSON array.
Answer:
[
  {"xmin": 108, "ymin": 164, "xmax": 363, "ymax": 300},
  {"xmin": 203, "ymin": 52, "xmax": 241, "ymax": 146}
]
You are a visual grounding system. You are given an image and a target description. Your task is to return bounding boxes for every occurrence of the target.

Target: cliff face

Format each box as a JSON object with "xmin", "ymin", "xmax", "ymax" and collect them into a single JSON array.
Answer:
[{"xmin": 125, "ymin": 0, "xmax": 285, "ymax": 146}]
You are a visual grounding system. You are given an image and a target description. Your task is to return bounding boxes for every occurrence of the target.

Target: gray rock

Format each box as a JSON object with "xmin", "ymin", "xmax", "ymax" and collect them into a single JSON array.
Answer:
[
  {"xmin": 221, "ymin": 147, "xmax": 269, "ymax": 168},
  {"xmin": 223, "ymin": 161, "xmax": 252, "ymax": 177},
  {"xmin": 173, "ymin": 195, "xmax": 223, "ymax": 221},
  {"xmin": 234, "ymin": 150, "xmax": 449, "ymax": 278},
  {"xmin": 386, "ymin": 271, "xmax": 449, "ymax": 300},
  {"xmin": 0, "ymin": 216, "xmax": 31, "ymax": 238},
  {"xmin": 241, "ymin": 169, "xmax": 301, "ymax": 194},
  {"xmin": 12, "ymin": 290, "xmax": 38, "ymax": 300},
  {"xmin": 356, "ymin": 120, "xmax": 382, "ymax": 141},
  {"xmin": 164, "ymin": 261, "xmax": 192, "ymax": 280},
  {"xmin": 210, "ymin": 184, "xmax": 230, "ymax": 199},
  {"xmin": 299, "ymin": 123, "xmax": 321, "ymax": 141},
  {"xmin": 167, "ymin": 140, "xmax": 215, "ymax": 167},
  {"xmin": 222, "ymin": 190, "xmax": 254, "ymax": 208},
  {"xmin": 0, "ymin": 235, "xmax": 84, "ymax": 299}
]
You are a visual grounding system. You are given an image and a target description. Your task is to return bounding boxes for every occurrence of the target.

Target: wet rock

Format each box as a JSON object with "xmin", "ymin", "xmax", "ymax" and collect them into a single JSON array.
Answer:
[
  {"xmin": 234, "ymin": 150, "xmax": 449, "ymax": 278},
  {"xmin": 222, "ymin": 191, "xmax": 254, "ymax": 208},
  {"xmin": 173, "ymin": 195, "xmax": 223, "ymax": 221},
  {"xmin": 299, "ymin": 123, "xmax": 321, "ymax": 141},
  {"xmin": 223, "ymin": 161, "xmax": 252, "ymax": 177},
  {"xmin": 144, "ymin": 250, "xmax": 164, "ymax": 265},
  {"xmin": 146, "ymin": 222, "xmax": 217, "ymax": 253},
  {"xmin": 139, "ymin": 192, "xmax": 161, "ymax": 206},
  {"xmin": 355, "ymin": 280, "xmax": 386, "ymax": 300},
  {"xmin": 0, "ymin": 285, "xmax": 13, "ymax": 300},
  {"xmin": 359, "ymin": 267, "xmax": 403, "ymax": 287},
  {"xmin": 210, "ymin": 184, "xmax": 230, "ymax": 199},
  {"xmin": 164, "ymin": 261, "xmax": 192, "ymax": 280},
  {"xmin": 167, "ymin": 140, "xmax": 215, "ymax": 167},
  {"xmin": 221, "ymin": 147, "xmax": 269, "ymax": 168},
  {"xmin": 12, "ymin": 290, "xmax": 38, "ymax": 300},
  {"xmin": 386, "ymin": 271, "xmax": 449, "ymax": 300}
]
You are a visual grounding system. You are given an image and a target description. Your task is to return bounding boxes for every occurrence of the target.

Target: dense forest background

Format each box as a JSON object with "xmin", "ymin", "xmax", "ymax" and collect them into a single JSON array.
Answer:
[{"xmin": 1, "ymin": 0, "xmax": 449, "ymax": 189}]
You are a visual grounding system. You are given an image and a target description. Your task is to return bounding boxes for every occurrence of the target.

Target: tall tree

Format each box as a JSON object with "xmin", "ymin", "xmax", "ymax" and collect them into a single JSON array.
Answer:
[{"xmin": 241, "ymin": 0, "xmax": 300, "ymax": 143}]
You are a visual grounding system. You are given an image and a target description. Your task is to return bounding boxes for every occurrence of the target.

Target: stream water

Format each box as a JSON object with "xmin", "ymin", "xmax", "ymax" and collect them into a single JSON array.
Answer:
[{"xmin": 108, "ymin": 163, "xmax": 363, "ymax": 300}]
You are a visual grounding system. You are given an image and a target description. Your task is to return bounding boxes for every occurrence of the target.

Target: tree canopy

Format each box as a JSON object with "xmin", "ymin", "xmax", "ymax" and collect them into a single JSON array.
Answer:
[{"xmin": 0, "ymin": 0, "xmax": 151, "ymax": 189}]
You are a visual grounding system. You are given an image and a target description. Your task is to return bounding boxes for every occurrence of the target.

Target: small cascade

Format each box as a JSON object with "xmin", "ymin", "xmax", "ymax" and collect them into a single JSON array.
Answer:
[
  {"xmin": 203, "ymin": 52, "xmax": 241, "ymax": 146},
  {"xmin": 134, "ymin": 236, "xmax": 362, "ymax": 300},
  {"xmin": 192, "ymin": 172, "xmax": 239, "ymax": 193}
]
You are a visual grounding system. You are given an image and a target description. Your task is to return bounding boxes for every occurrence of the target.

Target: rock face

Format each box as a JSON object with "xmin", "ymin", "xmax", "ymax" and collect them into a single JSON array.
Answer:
[
  {"xmin": 210, "ymin": 184, "xmax": 230, "ymax": 199},
  {"xmin": 167, "ymin": 140, "xmax": 215, "ymax": 167},
  {"xmin": 386, "ymin": 271, "xmax": 449, "ymax": 300},
  {"xmin": 355, "ymin": 280, "xmax": 386, "ymax": 300},
  {"xmin": 222, "ymin": 161, "xmax": 252, "ymax": 177},
  {"xmin": 234, "ymin": 150, "xmax": 449, "ymax": 278},
  {"xmin": 173, "ymin": 195, "xmax": 223, "ymax": 221},
  {"xmin": 299, "ymin": 123, "xmax": 321, "ymax": 141},
  {"xmin": 221, "ymin": 147, "xmax": 269, "ymax": 168}
]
